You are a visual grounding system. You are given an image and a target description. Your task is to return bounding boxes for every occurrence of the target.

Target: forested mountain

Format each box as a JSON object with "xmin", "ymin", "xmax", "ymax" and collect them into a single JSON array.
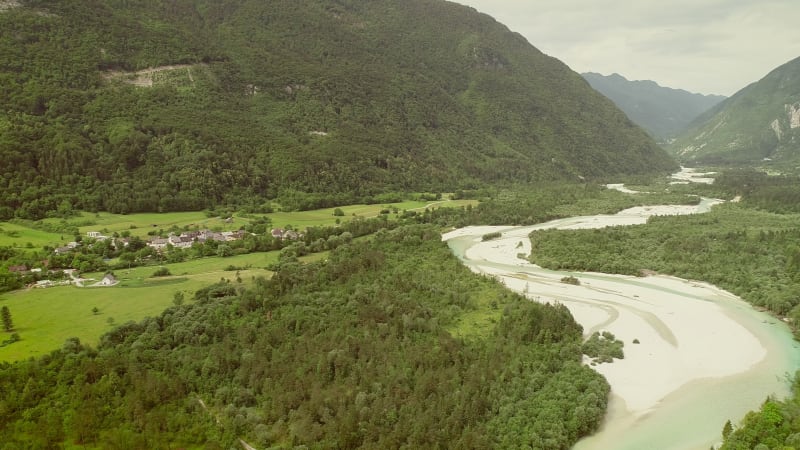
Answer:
[
  {"xmin": 670, "ymin": 56, "xmax": 800, "ymax": 166},
  {"xmin": 582, "ymin": 72, "xmax": 725, "ymax": 142},
  {"xmin": 0, "ymin": 0, "xmax": 675, "ymax": 219},
  {"xmin": 0, "ymin": 225, "xmax": 609, "ymax": 449}
]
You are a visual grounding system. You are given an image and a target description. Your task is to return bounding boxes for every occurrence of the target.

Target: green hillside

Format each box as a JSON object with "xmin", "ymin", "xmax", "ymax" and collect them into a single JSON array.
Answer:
[
  {"xmin": 582, "ymin": 72, "xmax": 725, "ymax": 142},
  {"xmin": 0, "ymin": 0, "xmax": 675, "ymax": 219},
  {"xmin": 669, "ymin": 56, "xmax": 800, "ymax": 167}
]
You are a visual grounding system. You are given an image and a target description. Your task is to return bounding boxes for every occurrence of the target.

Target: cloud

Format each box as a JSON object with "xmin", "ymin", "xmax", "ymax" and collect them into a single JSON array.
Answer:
[{"xmin": 454, "ymin": 0, "xmax": 800, "ymax": 95}]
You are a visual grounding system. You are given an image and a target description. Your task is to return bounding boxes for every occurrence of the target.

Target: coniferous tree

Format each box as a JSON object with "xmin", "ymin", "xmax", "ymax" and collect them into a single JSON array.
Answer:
[{"xmin": 1, "ymin": 305, "xmax": 13, "ymax": 331}]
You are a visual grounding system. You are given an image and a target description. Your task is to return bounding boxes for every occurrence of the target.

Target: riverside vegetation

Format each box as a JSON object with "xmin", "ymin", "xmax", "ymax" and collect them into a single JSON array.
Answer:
[
  {"xmin": 525, "ymin": 169, "xmax": 800, "ymax": 448},
  {"xmin": 529, "ymin": 171, "xmax": 800, "ymax": 326}
]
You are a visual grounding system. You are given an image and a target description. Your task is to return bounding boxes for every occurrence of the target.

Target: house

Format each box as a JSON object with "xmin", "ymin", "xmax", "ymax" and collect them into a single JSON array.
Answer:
[
  {"xmin": 112, "ymin": 237, "xmax": 130, "ymax": 249},
  {"xmin": 98, "ymin": 273, "xmax": 117, "ymax": 286},
  {"xmin": 148, "ymin": 238, "xmax": 170, "ymax": 250},
  {"xmin": 54, "ymin": 246, "xmax": 73, "ymax": 254},
  {"xmin": 168, "ymin": 234, "xmax": 193, "ymax": 249},
  {"xmin": 222, "ymin": 230, "xmax": 247, "ymax": 241},
  {"xmin": 86, "ymin": 231, "xmax": 103, "ymax": 239},
  {"xmin": 203, "ymin": 231, "xmax": 227, "ymax": 242},
  {"xmin": 183, "ymin": 231, "xmax": 201, "ymax": 240},
  {"xmin": 271, "ymin": 228, "xmax": 301, "ymax": 240}
]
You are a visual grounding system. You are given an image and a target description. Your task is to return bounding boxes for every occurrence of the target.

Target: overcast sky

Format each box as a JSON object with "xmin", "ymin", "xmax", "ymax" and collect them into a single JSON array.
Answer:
[{"xmin": 454, "ymin": 0, "xmax": 800, "ymax": 96}]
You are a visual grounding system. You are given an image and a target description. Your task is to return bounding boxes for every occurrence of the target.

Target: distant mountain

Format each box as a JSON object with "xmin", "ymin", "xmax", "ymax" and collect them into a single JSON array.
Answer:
[
  {"xmin": 670, "ymin": 56, "xmax": 800, "ymax": 166},
  {"xmin": 582, "ymin": 72, "xmax": 725, "ymax": 142},
  {"xmin": 0, "ymin": 0, "xmax": 676, "ymax": 219}
]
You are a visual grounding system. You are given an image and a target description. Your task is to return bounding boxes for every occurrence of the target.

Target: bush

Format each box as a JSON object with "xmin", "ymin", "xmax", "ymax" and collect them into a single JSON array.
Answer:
[
  {"xmin": 482, "ymin": 231, "xmax": 502, "ymax": 241},
  {"xmin": 582, "ymin": 331, "xmax": 624, "ymax": 363},
  {"xmin": 152, "ymin": 267, "xmax": 171, "ymax": 277},
  {"xmin": 561, "ymin": 276, "xmax": 580, "ymax": 285}
]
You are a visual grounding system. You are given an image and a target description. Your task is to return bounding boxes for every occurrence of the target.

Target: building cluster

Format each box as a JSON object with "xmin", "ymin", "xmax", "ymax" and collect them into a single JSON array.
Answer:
[
  {"xmin": 51, "ymin": 227, "xmax": 302, "ymax": 255},
  {"xmin": 270, "ymin": 228, "xmax": 301, "ymax": 240},
  {"xmin": 146, "ymin": 229, "xmax": 248, "ymax": 250},
  {"xmin": 51, "ymin": 229, "xmax": 252, "ymax": 255}
]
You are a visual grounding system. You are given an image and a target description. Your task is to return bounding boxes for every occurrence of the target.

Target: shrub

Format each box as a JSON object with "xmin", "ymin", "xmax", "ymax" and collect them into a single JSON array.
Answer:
[
  {"xmin": 582, "ymin": 331, "xmax": 624, "ymax": 363},
  {"xmin": 152, "ymin": 267, "xmax": 171, "ymax": 277},
  {"xmin": 482, "ymin": 231, "xmax": 502, "ymax": 241},
  {"xmin": 561, "ymin": 275, "xmax": 580, "ymax": 285}
]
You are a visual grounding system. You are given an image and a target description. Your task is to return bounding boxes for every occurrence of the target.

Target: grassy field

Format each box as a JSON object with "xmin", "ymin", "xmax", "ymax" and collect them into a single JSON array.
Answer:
[
  {"xmin": 9, "ymin": 198, "xmax": 475, "ymax": 241},
  {"xmin": 265, "ymin": 199, "xmax": 475, "ymax": 230},
  {"xmin": 58, "ymin": 210, "xmax": 243, "ymax": 239},
  {"xmin": 0, "ymin": 197, "xmax": 474, "ymax": 362},
  {"xmin": 0, "ymin": 222, "xmax": 69, "ymax": 250},
  {"xmin": 0, "ymin": 252, "xmax": 283, "ymax": 362}
]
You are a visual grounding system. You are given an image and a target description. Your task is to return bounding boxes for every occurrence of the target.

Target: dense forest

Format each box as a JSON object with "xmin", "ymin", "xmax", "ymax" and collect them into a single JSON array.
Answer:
[
  {"xmin": 0, "ymin": 0, "xmax": 675, "ymax": 220},
  {"xmin": 0, "ymin": 225, "xmax": 609, "ymax": 449}
]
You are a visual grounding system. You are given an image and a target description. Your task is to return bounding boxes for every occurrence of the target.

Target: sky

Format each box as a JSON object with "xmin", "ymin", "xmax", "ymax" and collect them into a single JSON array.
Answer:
[{"xmin": 454, "ymin": 0, "xmax": 800, "ymax": 96}]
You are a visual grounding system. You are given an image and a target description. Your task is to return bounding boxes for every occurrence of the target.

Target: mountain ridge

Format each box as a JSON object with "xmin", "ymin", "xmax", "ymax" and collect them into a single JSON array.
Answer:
[
  {"xmin": 0, "ymin": 0, "xmax": 676, "ymax": 219},
  {"xmin": 582, "ymin": 72, "xmax": 725, "ymax": 142},
  {"xmin": 669, "ymin": 56, "xmax": 800, "ymax": 166}
]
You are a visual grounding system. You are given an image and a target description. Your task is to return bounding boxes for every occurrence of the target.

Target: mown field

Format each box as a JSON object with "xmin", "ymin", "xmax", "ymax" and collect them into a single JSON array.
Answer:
[
  {"xmin": 0, "ymin": 251, "xmax": 286, "ymax": 362},
  {"xmin": 0, "ymin": 222, "xmax": 66, "ymax": 249}
]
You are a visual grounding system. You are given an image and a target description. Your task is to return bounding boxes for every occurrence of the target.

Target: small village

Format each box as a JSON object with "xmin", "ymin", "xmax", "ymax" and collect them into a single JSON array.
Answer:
[
  {"xmin": 1, "ymin": 219, "xmax": 328, "ymax": 295},
  {"xmin": 51, "ymin": 227, "xmax": 300, "ymax": 255},
  {"xmin": 7, "ymin": 227, "xmax": 306, "ymax": 290},
  {"xmin": 53, "ymin": 228, "xmax": 251, "ymax": 254}
]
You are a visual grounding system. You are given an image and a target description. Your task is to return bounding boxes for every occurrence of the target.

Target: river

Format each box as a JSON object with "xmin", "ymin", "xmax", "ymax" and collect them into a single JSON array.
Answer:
[{"xmin": 442, "ymin": 176, "xmax": 800, "ymax": 450}]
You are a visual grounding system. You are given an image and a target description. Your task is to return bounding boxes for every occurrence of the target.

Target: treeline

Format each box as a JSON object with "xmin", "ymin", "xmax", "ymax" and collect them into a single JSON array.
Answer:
[
  {"xmin": 0, "ymin": 225, "xmax": 609, "ymax": 448},
  {"xmin": 530, "ymin": 204, "xmax": 800, "ymax": 325},
  {"xmin": 712, "ymin": 169, "xmax": 800, "ymax": 214},
  {"xmin": 527, "ymin": 169, "xmax": 800, "ymax": 330},
  {"xmin": 410, "ymin": 182, "xmax": 699, "ymax": 228}
]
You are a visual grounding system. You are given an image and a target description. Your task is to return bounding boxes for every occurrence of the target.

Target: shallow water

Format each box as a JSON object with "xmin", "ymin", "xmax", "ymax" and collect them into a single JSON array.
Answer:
[{"xmin": 444, "ymin": 200, "xmax": 800, "ymax": 450}]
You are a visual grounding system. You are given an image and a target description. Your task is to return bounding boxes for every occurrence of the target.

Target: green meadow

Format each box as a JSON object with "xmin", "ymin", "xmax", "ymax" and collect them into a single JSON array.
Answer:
[
  {"xmin": 0, "ymin": 197, "xmax": 474, "ymax": 362},
  {"xmin": 268, "ymin": 198, "xmax": 474, "ymax": 227},
  {"xmin": 0, "ymin": 222, "xmax": 69, "ymax": 250},
  {"xmin": 15, "ymin": 197, "xmax": 476, "ymax": 240},
  {"xmin": 0, "ymin": 252, "xmax": 282, "ymax": 362}
]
